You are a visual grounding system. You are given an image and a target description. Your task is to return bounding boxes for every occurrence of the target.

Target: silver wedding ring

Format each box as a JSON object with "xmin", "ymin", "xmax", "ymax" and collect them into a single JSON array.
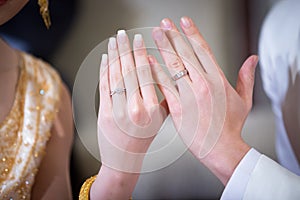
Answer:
[
  {"xmin": 172, "ymin": 69, "xmax": 188, "ymax": 81},
  {"xmin": 110, "ymin": 88, "xmax": 126, "ymax": 96}
]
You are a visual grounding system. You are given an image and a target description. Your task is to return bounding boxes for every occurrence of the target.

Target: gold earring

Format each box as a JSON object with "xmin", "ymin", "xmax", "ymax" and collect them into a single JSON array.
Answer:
[{"xmin": 38, "ymin": 0, "xmax": 51, "ymax": 29}]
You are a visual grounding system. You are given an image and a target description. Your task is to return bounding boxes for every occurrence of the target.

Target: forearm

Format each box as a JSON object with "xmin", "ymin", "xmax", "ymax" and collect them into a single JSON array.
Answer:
[{"xmin": 90, "ymin": 165, "xmax": 139, "ymax": 200}]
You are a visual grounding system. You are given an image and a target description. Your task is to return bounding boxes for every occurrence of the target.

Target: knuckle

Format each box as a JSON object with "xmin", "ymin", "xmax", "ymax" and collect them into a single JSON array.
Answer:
[
  {"xmin": 168, "ymin": 58, "xmax": 183, "ymax": 70},
  {"xmin": 179, "ymin": 49, "xmax": 194, "ymax": 62},
  {"xmin": 122, "ymin": 65, "xmax": 135, "ymax": 75},
  {"xmin": 130, "ymin": 107, "xmax": 143, "ymax": 123},
  {"xmin": 110, "ymin": 72, "xmax": 123, "ymax": 84},
  {"xmin": 200, "ymin": 42, "xmax": 212, "ymax": 53},
  {"xmin": 195, "ymin": 84, "xmax": 210, "ymax": 101}
]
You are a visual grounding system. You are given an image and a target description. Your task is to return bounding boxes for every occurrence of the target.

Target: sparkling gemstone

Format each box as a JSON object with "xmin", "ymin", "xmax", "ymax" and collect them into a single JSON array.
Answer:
[{"xmin": 39, "ymin": 89, "xmax": 45, "ymax": 95}]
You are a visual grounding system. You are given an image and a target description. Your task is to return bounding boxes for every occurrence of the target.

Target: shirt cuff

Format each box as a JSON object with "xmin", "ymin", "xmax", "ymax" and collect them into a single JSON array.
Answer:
[{"xmin": 220, "ymin": 148, "xmax": 261, "ymax": 200}]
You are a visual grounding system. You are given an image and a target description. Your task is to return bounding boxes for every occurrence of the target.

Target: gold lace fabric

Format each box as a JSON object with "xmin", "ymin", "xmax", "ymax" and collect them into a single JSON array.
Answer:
[{"xmin": 0, "ymin": 52, "xmax": 61, "ymax": 199}]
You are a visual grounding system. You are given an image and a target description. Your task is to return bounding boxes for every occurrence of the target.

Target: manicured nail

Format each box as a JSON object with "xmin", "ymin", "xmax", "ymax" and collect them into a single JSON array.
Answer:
[
  {"xmin": 101, "ymin": 54, "xmax": 108, "ymax": 66},
  {"xmin": 161, "ymin": 18, "xmax": 172, "ymax": 30},
  {"xmin": 153, "ymin": 28, "xmax": 164, "ymax": 41},
  {"xmin": 181, "ymin": 17, "xmax": 191, "ymax": 28},
  {"xmin": 134, "ymin": 34, "xmax": 143, "ymax": 48},
  {"xmin": 117, "ymin": 30, "xmax": 127, "ymax": 44},
  {"xmin": 109, "ymin": 37, "xmax": 116, "ymax": 49}
]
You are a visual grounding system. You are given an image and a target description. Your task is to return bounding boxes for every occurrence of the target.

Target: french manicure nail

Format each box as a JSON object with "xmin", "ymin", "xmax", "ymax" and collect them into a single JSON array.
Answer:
[
  {"xmin": 101, "ymin": 54, "xmax": 108, "ymax": 65},
  {"xmin": 161, "ymin": 18, "xmax": 172, "ymax": 30},
  {"xmin": 117, "ymin": 29, "xmax": 127, "ymax": 43},
  {"xmin": 181, "ymin": 17, "xmax": 191, "ymax": 28},
  {"xmin": 134, "ymin": 34, "xmax": 143, "ymax": 48},
  {"xmin": 109, "ymin": 37, "xmax": 116, "ymax": 49}
]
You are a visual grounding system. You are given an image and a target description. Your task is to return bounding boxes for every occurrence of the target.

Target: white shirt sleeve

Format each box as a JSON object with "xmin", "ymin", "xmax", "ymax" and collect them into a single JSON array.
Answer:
[
  {"xmin": 220, "ymin": 148, "xmax": 261, "ymax": 200},
  {"xmin": 221, "ymin": 148, "xmax": 300, "ymax": 200}
]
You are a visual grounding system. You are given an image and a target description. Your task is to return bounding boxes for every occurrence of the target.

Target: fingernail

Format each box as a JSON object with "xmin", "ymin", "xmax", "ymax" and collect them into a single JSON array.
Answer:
[
  {"xmin": 153, "ymin": 28, "xmax": 164, "ymax": 41},
  {"xmin": 109, "ymin": 37, "xmax": 116, "ymax": 49},
  {"xmin": 117, "ymin": 30, "xmax": 127, "ymax": 44},
  {"xmin": 101, "ymin": 54, "xmax": 108, "ymax": 66},
  {"xmin": 148, "ymin": 55, "xmax": 155, "ymax": 64},
  {"xmin": 134, "ymin": 34, "xmax": 143, "ymax": 48},
  {"xmin": 252, "ymin": 55, "xmax": 259, "ymax": 67},
  {"xmin": 161, "ymin": 18, "xmax": 172, "ymax": 30},
  {"xmin": 181, "ymin": 17, "xmax": 191, "ymax": 28}
]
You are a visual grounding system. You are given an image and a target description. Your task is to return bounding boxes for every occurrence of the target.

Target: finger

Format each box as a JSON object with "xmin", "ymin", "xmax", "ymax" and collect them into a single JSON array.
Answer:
[
  {"xmin": 108, "ymin": 37, "xmax": 126, "ymax": 104},
  {"xmin": 117, "ymin": 30, "xmax": 140, "ymax": 103},
  {"xmin": 148, "ymin": 55, "xmax": 181, "ymax": 117},
  {"xmin": 160, "ymin": 18, "xmax": 205, "ymax": 80},
  {"xmin": 99, "ymin": 54, "xmax": 111, "ymax": 110},
  {"xmin": 236, "ymin": 55, "xmax": 258, "ymax": 110},
  {"xmin": 152, "ymin": 27, "xmax": 192, "ymax": 85},
  {"xmin": 159, "ymin": 98, "xmax": 170, "ymax": 116},
  {"xmin": 133, "ymin": 34, "xmax": 158, "ymax": 107},
  {"xmin": 179, "ymin": 16, "xmax": 219, "ymax": 74}
]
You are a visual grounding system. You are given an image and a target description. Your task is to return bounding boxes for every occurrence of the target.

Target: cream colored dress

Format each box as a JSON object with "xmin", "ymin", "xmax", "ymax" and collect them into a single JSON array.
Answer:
[{"xmin": 0, "ymin": 52, "xmax": 61, "ymax": 199}]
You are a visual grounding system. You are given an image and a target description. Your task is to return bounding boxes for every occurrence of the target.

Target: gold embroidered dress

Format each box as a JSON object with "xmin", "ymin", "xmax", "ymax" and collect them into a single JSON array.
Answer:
[{"xmin": 0, "ymin": 52, "xmax": 61, "ymax": 199}]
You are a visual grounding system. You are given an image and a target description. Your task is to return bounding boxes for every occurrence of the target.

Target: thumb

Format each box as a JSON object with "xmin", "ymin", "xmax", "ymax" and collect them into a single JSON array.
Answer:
[{"xmin": 236, "ymin": 55, "xmax": 259, "ymax": 110}]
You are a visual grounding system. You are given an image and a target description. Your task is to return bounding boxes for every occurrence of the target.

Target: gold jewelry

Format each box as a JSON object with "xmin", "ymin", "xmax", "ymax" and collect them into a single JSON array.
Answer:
[
  {"xmin": 78, "ymin": 175, "xmax": 133, "ymax": 200},
  {"xmin": 38, "ymin": 0, "xmax": 51, "ymax": 29},
  {"xmin": 79, "ymin": 175, "xmax": 97, "ymax": 200}
]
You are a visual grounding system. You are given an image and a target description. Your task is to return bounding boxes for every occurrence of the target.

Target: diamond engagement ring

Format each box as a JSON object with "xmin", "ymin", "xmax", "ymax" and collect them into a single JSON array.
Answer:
[
  {"xmin": 110, "ymin": 88, "xmax": 126, "ymax": 96},
  {"xmin": 172, "ymin": 69, "xmax": 188, "ymax": 81}
]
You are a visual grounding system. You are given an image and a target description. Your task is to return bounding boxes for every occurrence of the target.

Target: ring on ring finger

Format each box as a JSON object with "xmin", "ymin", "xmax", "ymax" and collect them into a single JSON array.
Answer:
[
  {"xmin": 110, "ymin": 88, "xmax": 126, "ymax": 96},
  {"xmin": 172, "ymin": 69, "xmax": 188, "ymax": 81}
]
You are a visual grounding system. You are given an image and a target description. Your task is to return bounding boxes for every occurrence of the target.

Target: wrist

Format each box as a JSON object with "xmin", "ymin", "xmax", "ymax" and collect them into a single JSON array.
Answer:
[
  {"xmin": 90, "ymin": 165, "xmax": 139, "ymax": 199},
  {"xmin": 200, "ymin": 136, "xmax": 250, "ymax": 185}
]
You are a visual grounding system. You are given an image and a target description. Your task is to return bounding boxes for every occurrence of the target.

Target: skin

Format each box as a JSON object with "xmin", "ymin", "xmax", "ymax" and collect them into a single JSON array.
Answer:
[
  {"xmin": 152, "ymin": 17, "xmax": 258, "ymax": 185},
  {"xmin": 93, "ymin": 16, "xmax": 258, "ymax": 199},
  {"xmin": 0, "ymin": 0, "xmax": 29, "ymax": 26},
  {"xmin": 92, "ymin": 32, "xmax": 168, "ymax": 200},
  {"xmin": 0, "ymin": 0, "xmax": 73, "ymax": 199}
]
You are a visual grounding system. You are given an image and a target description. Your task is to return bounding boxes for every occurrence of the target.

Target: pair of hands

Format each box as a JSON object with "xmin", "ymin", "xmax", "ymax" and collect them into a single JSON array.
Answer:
[{"xmin": 96, "ymin": 16, "xmax": 258, "ymax": 189}]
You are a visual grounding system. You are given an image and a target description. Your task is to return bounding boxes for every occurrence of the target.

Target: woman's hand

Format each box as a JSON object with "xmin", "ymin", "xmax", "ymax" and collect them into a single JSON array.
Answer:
[
  {"xmin": 150, "ymin": 17, "xmax": 258, "ymax": 184},
  {"xmin": 91, "ymin": 30, "xmax": 167, "ymax": 199}
]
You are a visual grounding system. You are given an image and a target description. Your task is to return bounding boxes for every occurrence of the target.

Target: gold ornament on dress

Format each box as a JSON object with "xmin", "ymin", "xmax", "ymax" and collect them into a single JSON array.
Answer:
[
  {"xmin": 0, "ymin": 52, "xmax": 61, "ymax": 199},
  {"xmin": 38, "ymin": 0, "xmax": 51, "ymax": 29}
]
